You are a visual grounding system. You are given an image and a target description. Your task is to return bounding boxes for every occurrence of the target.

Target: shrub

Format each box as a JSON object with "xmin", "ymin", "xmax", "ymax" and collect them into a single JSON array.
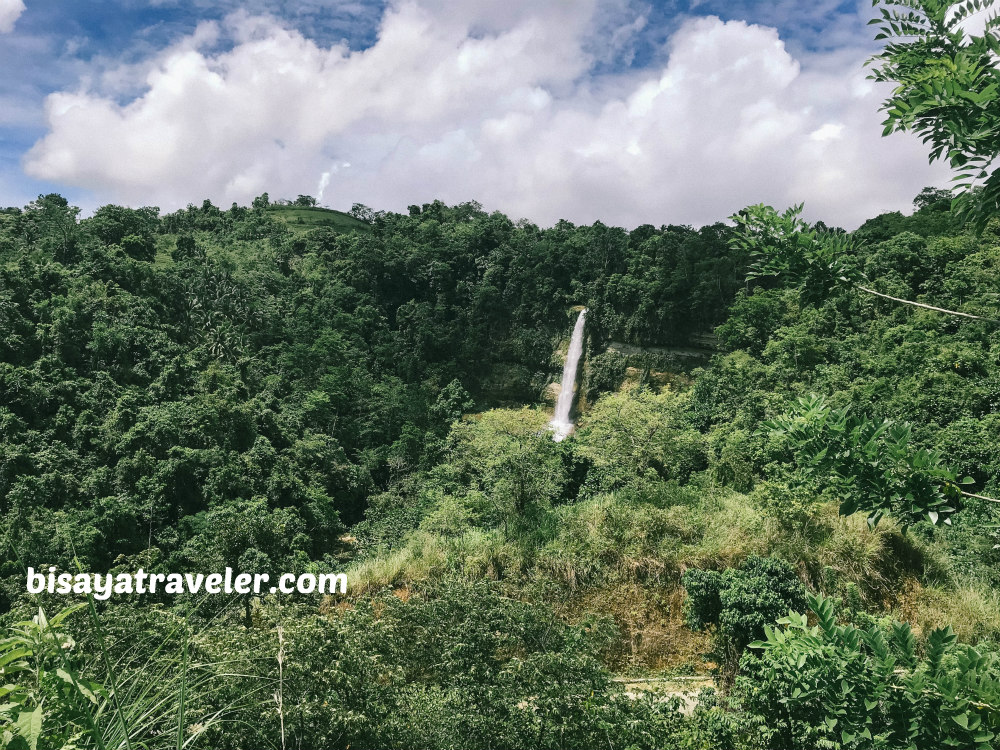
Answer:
[
  {"xmin": 683, "ymin": 555, "xmax": 807, "ymax": 670},
  {"xmin": 683, "ymin": 568, "xmax": 723, "ymax": 631},
  {"xmin": 737, "ymin": 593, "xmax": 1000, "ymax": 750}
]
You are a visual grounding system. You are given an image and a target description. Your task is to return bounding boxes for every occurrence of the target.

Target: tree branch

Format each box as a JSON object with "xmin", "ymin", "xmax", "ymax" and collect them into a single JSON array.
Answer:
[
  {"xmin": 961, "ymin": 490, "xmax": 1000, "ymax": 504},
  {"xmin": 855, "ymin": 284, "xmax": 1000, "ymax": 324}
]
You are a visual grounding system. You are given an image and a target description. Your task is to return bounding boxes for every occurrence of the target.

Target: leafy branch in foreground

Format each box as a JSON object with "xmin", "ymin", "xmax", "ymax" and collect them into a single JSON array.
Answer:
[
  {"xmin": 731, "ymin": 203, "xmax": 1000, "ymax": 323},
  {"xmin": 761, "ymin": 394, "xmax": 991, "ymax": 529},
  {"xmin": 867, "ymin": 0, "xmax": 1000, "ymax": 231},
  {"xmin": 732, "ymin": 204, "xmax": 861, "ymax": 302},
  {"xmin": 740, "ymin": 592, "xmax": 1000, "ymax": 750},
  {"xmin": 1, "ymin": 605, "xmax": 101, "ymax": 750}
]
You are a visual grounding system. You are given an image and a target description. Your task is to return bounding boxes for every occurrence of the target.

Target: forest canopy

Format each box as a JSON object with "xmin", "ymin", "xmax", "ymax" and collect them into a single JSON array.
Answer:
[{"xmin": 1, "ymin": 183, "xmax": 999, "ymax": 748}]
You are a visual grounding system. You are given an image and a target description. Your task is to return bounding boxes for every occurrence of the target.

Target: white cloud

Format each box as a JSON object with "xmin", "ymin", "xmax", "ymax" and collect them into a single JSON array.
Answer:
[
  {"xmin": 24, "ymin": 2, "xmax": 949, "ymax": 228},
  {"xmin": 0, "ymin": 0, "xmax": 25, "ymax": 33}
]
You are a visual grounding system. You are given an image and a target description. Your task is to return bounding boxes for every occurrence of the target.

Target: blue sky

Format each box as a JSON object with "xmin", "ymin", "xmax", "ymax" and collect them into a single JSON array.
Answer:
[{"xmin": 0, "ymin": 0, "xmax": 950, "ymax": 227}]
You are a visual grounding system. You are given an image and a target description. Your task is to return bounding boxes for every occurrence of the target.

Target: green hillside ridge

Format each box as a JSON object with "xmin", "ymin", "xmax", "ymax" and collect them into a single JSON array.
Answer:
[
  {"xmin": 3, "ymin": 185, "xmax": 1000, "ymax": 748},
  {"xmin": 267, "ymin": 203, "xmax": 371, "ymax": 233}
]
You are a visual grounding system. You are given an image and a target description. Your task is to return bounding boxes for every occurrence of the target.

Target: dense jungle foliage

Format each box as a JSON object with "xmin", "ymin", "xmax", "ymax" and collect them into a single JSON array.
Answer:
[
  {"xmin": 5, "ymin": 0, "xmax": 1000, "ymax": 746},
  {"xmin": 3, "ymin": 181, "xmax": 1000, "ymax": 749}
]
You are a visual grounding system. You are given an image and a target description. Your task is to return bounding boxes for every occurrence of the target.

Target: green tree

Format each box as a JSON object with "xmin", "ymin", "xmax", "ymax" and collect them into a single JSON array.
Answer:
[
  {"xmin": 449, "ymin": 408, "xmax": 565, "ymax": 533},
  {"xmin": 683, "ymin": 556, "xmax": 807, "ymax": 673},
  {"xmin": 83, "ymin": 205, "xmax": 160, "ymax": 262},
  {"xmin": 740, "ymin": 593, "xmax": 1000, "ymax": 750},
  {"xmin": 868, "ymin": 0, "xmax": 1000, "ymax": 229},
  {"xmin": 732, "ymin": 203, "xmax": 999, "ymax": 323},
  {"xmin": 575, "ymin": 387, "xmax": 706, "ymax": 490},
  {"xmin": 25, "ymin": 194, "xmax": 80, "ymax": 261},
  {"xmin": 913, "ymin": 186, "xmax": 953, "ymax": 211}
]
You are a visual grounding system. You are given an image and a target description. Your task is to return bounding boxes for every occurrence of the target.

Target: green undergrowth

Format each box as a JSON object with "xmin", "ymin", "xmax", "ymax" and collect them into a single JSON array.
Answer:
[
  {"xmin": 347, "ymin": 391, "xmax": 1000, "ymax": 671},
  {"xmin": 266, "ymin": 205, "xmax": 370, "ymax": 233}
]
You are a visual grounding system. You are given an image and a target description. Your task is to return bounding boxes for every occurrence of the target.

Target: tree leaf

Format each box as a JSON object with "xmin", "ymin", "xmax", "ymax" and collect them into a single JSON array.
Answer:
[
  {"xmin": 15, "ymin": 706, "xmax": 42, "ymax": 750},
  {"xmin": 55, "ymin": 668, "xmax": 98, "ymax": 704}
]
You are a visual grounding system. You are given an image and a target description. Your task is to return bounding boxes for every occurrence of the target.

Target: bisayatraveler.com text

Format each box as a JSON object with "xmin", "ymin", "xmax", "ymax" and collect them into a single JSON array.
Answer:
[{"xmin": 27, "ymin": 566, "xmax": 348, "ymax": 600}]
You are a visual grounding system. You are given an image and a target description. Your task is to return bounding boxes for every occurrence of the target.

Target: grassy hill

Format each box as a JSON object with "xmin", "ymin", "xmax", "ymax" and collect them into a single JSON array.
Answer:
[{"xmin": 267, "ymin": 204, "xmax": 371, "ymax": 232}]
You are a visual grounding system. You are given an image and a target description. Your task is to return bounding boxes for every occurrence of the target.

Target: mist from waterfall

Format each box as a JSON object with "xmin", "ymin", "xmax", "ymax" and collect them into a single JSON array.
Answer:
[{"xmin": 550, "ymin": 308, "xmax": 586, "ymax": 442}]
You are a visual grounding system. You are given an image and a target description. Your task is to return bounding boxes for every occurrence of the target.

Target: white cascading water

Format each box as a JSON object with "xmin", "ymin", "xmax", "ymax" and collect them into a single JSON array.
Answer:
[{"xmin": 550, "ymin": 308, "xmax": 587, "ymax": 441}]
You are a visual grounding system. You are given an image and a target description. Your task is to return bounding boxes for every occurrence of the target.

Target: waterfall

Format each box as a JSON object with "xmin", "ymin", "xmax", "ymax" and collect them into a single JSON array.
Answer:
[{"xmin": 550, "ymin": 308, "xmax": 586, "ymax": 442}]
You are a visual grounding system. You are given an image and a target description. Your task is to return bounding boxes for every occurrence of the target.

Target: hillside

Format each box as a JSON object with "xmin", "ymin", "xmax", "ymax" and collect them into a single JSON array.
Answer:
[
  {"xmin": 267, "ymin": 204, "xmax": 371, "ymax": 233},
  {"xmin": 2, "ymin": 187, "xmax": 1000, "ymax": 748}
]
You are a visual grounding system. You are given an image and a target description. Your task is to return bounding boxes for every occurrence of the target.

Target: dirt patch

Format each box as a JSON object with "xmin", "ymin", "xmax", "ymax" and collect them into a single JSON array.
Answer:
[
  {"xmin": 615, "ymin": 676, "xmax": 715, "ymax": 713},
  {"xmin": 557, "ymin": 583, "xmax": 712, "ymax": 674}
]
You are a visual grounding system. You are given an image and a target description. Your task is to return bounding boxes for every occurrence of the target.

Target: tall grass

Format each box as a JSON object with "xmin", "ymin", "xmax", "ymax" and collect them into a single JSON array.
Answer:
[
  {"xmin": 1, "ymin": 596, "xmax": 260, "ymax": 749},
  {"xmin": 905, "ymin": 583, "xmax": 1000, "ymax": 642},
  {"xmin": 3, "ymin": 541, "xmax": 258, "ymax": 748},
  {"xmin": 349, "ymin": 530, "xmax": 450, "ymax": 592},
  {"xmin": 83, "ymin": 603, "xmax": 250, "ymax": 750}
]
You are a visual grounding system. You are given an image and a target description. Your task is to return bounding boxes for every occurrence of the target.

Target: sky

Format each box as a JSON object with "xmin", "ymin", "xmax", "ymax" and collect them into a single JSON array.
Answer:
[{"xmin": 0, "ymin": 0, "xmax": 960, "ymax": 228}]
